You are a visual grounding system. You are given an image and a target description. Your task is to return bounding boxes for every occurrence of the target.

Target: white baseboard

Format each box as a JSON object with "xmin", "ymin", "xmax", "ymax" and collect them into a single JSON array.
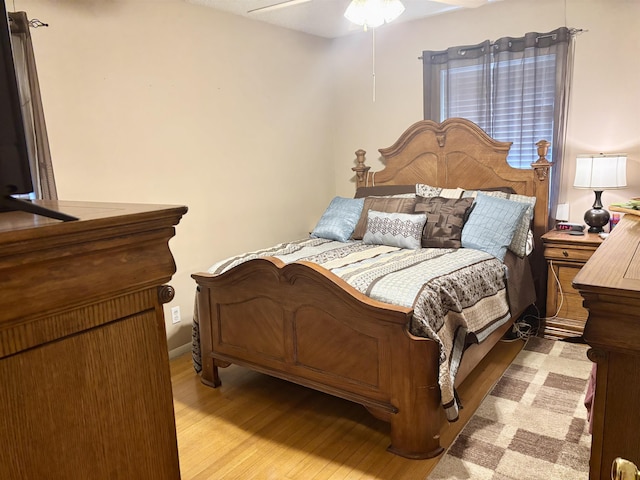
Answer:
[{"xmin": 169, "ymin": 342, "xmax": 192, "ymax": 360}]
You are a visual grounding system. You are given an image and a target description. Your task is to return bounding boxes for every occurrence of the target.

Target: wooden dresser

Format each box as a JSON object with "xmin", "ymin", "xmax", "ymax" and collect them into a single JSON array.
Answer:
[
  {"xmin": 573, "ymin": 214, "xmax": 640, "ymax": 480},
  {"xmin": 0, "ymin": 200, "xmax": 187, "ymax": 480},
  {"xmin": 541, "ymin": 230, "xmax": 602, "ymax": 339}
]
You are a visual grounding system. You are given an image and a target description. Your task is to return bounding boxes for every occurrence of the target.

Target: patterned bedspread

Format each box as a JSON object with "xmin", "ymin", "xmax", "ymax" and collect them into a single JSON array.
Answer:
[{"xmin": 193, "ymin": 238, "xmax": 511, "ymax": 421}]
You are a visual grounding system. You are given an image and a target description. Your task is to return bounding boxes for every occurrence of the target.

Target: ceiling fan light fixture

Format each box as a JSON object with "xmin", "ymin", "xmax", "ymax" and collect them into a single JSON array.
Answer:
[{"xmin": 344, "ymin": 0, "xmax": 405, "ymax": 29}]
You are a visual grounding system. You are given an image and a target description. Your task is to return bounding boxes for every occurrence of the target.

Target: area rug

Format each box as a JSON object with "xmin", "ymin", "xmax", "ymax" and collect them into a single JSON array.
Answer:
[{"xmin": 429, "ymin": 336, "xmax": 593, "ymax": 480}]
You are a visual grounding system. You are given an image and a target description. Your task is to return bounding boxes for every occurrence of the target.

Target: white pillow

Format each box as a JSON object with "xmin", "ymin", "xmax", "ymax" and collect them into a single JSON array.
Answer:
[{"xmin": 439, "ymin": 187, "xmax": 464, "ymax": 199}]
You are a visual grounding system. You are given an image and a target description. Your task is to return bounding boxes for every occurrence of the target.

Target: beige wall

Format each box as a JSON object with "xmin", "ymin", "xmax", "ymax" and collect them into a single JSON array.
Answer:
[
  {"xmin": 331, "ymin": 0, "xmax": 640, "ymax": 223},
  {"xmin": 9, "ymin": 0, "xmax": 336, "ymax": 352},
  {"xmin": 7, "ymin": 0, "xmax": 639, "ymax": 352}
]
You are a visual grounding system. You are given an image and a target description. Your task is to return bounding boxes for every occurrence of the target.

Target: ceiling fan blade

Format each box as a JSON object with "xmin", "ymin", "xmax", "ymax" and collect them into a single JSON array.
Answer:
[
  {"xmin": 247, "ymin": 0, "xmax": 313, "ymax": 14},
  {"xmin": 432, "ymin": 0, "xmax": 490, "ymax": 7}
]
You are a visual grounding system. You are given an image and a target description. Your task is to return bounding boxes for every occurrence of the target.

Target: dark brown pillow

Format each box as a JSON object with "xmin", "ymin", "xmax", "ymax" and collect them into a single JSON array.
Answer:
[
  {"xmin": 352, "ymin": 196, "xmax": 416, "ymax": 240},
  {"xmin": 414, "ymin": 196, "xmax": 474, "ymax": 248},
  {"xmin": 354, "ymin": 185, "xmax": 415, "ymax": 198}
]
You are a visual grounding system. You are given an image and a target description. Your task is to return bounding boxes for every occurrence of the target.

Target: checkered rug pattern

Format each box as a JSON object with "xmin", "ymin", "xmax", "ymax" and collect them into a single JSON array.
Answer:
[{"xmin": 429, "ymin": 337, "xmax": 592, "ymax": 480}]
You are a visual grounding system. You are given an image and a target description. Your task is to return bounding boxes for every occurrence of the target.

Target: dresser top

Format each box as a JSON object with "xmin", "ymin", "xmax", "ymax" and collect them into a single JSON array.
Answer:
[
  {"xmin": 573, "ymin": 215, "xmax": 640, "ymax": 296},
  {"xmin": 0, "ymin": 200, "xmax": 188, "ymax": 243}
]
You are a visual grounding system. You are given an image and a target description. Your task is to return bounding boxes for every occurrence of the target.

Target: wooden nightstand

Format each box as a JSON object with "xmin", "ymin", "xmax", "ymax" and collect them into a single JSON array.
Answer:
[{"xmin": 541, "ymin": 230, "xmax": 603, "ymax": 339}]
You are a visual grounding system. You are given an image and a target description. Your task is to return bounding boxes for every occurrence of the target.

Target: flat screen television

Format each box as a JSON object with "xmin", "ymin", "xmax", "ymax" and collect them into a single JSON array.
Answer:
[{"xmin": 0, "ymin": 4, "xmax": 76, "ymax": 221}]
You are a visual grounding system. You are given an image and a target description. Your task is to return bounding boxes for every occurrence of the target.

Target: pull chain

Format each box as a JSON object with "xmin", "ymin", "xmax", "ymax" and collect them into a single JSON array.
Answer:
[{"xmin": 372, "ymin": 27, "xmax": 376, "ymax": 102}]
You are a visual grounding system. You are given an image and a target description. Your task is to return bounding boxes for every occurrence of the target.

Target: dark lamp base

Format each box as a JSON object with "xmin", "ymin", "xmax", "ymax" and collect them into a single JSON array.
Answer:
[
  {"xmin": 584, "ymin": 190, "xmax": 610, "ymax": 234},
  {"xmin": 584, "ymin": 208, "xmax": 610, "ymax": 234}
]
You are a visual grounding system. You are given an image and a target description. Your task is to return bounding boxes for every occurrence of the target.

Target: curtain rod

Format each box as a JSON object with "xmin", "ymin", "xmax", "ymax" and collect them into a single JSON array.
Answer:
[
  {"xmin": 8, "ymin": 14, "xmax": 48, "ymax": 28},
  {"xmin": 28, "ymin": 19, "xmax": 48, "ymax": 28},
  {"xmin": 417, "ymin": 28, "xmax": 586, "ymax": 60}
]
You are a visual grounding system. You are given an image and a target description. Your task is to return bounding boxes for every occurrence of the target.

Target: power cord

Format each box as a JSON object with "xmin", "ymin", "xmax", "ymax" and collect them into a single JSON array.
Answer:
[
  {"xmin": 503, "ymin": 260, "xmax": 565, "ymax": 342},
  {"xmin": 503, "ymin": 307, "xmax": 538, "ymax": 342},
  {"xmin": 546, "ymin": 259, "xmax": 565, "ymax": 320}
]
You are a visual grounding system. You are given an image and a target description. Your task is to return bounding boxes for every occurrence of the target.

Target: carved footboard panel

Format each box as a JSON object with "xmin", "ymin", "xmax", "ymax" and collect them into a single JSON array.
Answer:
[{"xmin": 192, "ymin": 257, "xmax": 445, "ymax": 459}]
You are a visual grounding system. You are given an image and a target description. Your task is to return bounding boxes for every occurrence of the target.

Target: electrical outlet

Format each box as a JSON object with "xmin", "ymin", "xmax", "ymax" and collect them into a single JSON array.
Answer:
[{"xmin": 171, "ymin": 306, "xmax": 181, "ymax": 324}]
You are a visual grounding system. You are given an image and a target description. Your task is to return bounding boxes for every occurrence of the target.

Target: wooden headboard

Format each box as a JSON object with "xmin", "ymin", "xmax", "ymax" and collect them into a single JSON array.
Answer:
[{"xmin": 351, "ymin": 118, "xmax": 552, "ymax": 310}]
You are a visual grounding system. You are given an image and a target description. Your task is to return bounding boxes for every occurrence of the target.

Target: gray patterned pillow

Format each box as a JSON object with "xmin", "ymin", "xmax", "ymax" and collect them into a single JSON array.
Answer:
[
  {"xmin": 414, "ymin": 196, "xmax": 474, "ymax": 248},
  {"xmin": 362, "ymin": 211, "xmax": 426, "ymax": 250},
  {"xmin": 415, "ymin": 183, "xmax": 442, "ymax": 197}
]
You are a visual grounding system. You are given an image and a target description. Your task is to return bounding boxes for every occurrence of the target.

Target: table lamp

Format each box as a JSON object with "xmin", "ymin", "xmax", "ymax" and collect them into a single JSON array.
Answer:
[{"xmin": 573, "ymin": 153, "xmax": 627, "ymax": 233}]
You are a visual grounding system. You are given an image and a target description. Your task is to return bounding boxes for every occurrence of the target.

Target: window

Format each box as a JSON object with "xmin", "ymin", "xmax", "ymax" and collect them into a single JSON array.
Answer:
[
  {"xmin": 439, "ymin": 54, "xmax": 557, "ymax": 168},
  {"xmin": 422, "ymin": 28, "xmax": 575, "ymax": 224}
]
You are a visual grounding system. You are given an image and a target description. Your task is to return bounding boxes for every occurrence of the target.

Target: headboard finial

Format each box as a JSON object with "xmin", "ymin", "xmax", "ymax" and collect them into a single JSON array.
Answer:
[
  {"xmin": 532, "ymin": 139, "xmax": 552, "ymax": 181},
  {"xmin": 352, "ymin": 149, "xmax": 370, "ymax": 188}
]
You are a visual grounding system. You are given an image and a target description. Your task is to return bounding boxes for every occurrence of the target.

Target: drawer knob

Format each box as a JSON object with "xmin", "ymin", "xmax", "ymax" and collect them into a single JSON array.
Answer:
[
  {"xmin": 563, "ymin": 250, "xmax": 569, "ymax": 257},
  {"xmin": 158, "ymin": 284, "xmax": 175, "ymax": 304}
]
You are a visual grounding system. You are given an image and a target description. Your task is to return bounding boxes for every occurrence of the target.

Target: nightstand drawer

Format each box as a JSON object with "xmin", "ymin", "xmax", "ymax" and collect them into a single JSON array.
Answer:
[
  {"xmin": 557, "ymin": 266, "xmax": 581, "ymax": 294},
  {"xmin": 552, "ymin": 266, "xmax": 588, "ymax": 321},
  {"xmin": 556, "ymin": 292, "xmax": 588, "ymax": 321},
  {"xmin": 544, "ymin": 246, "xmax": 595, "ymax": 262}
]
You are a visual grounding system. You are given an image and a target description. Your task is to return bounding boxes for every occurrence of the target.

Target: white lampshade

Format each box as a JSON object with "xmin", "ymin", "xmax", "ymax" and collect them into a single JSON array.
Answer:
[
  {"xmin": 573, "ymin": 154, "xmax": 627, "ymax": 190},
  {"xmin": 344, "ymin": 0, "xmax": 405, "ymax": 28}
]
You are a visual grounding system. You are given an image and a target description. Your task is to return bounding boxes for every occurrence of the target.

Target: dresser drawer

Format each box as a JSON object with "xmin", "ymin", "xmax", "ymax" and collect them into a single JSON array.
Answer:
[{"xmin": 544, "ymin": 246, "xmax": 596, "ymax": 262}]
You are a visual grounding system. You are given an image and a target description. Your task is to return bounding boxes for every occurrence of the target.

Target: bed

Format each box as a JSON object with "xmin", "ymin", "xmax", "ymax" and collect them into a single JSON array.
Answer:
[{"xmin": 191, "ymin": 118, "xmax": 552, "ymax": 459}]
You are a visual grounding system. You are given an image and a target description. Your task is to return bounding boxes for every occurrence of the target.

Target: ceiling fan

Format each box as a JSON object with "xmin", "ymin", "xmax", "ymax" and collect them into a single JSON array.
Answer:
[{"xmin": 247, "ymin": 0, "xmax": 313, "ymax": 15}]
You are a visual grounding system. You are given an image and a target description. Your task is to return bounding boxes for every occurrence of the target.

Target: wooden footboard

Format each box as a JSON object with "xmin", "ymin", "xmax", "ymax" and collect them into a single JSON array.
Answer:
[{"xmin": 193, "ymin": 257, "xmax": 447, "ymax": 459}]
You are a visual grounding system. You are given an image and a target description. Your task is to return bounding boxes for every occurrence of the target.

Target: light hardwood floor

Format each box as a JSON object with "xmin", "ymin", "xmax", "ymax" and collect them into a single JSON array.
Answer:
[{"xmin": 170, "ymin": 339, "xmax": 525, "ymax": 480}]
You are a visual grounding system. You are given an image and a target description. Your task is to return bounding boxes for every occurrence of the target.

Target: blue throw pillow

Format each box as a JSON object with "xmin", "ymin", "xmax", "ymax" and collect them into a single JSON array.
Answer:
[
  {"xmin": 461, "ymin": 193, "xmax": 529, "ymax": 261},
  {"xmin": 311, "ymin": 197, "xmax": 365, "ymax": 242}
]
